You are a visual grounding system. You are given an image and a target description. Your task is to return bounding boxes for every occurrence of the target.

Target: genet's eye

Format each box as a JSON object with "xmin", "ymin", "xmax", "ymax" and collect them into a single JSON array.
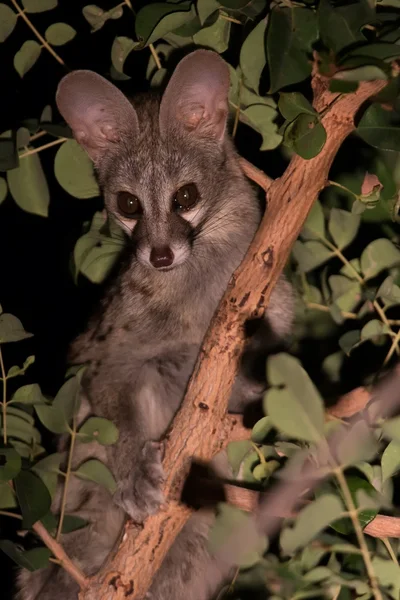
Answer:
[
  {"xmin": 173, "ymin": 183, "xmax": 199, "ymax": 211},
  {"xmin": 117, "ymin": 192, "xmax": 142, "ymax": 218}
]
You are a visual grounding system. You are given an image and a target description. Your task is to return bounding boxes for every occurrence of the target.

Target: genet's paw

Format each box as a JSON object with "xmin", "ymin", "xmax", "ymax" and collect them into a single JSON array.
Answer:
[{"xmin": 113, "ymin": 441, "xmax": 165, "ymax": 523}]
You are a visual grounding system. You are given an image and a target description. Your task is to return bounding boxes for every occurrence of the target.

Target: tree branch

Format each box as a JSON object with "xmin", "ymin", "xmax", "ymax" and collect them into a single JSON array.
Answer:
[{"xmin": 79, "ymin": 76, "xmax": 387, "ymax": 599}]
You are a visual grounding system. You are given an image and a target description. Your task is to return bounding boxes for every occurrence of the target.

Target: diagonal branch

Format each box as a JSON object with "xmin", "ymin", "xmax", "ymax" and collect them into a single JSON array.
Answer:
[{"xmin": 79, "ymin": 75, "xmax": 387, "ymax": 600}]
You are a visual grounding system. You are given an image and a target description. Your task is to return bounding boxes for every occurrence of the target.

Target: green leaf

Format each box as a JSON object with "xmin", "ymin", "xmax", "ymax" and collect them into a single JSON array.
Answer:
[
  {"xmin": 74, "ymin": 459, "xmax": 117, "ymax": 494},
  {"xmin": 240, "ymin": 104, "xmax": 282, "ymax": 150},
  {"xmin": 219, "ymin": 0, "xmax": 265, "ymax": 16},
  {"xmin": 0, "ymin": 176, "xmax": 7, "ymax": 204},
  {"xmin": 329, "ymin": 79, "xmax": 358, "ymax": 94},
  {"xmin": 16, "ymin": 127, "xmax": 30, "ymax": 149},
  {"xmin": 253, "ymin": 460, "xmax": 279, "ymax": 482},
  {"xmin": 0, "ymin": 313, "xmax": 33, "ymax": 343},
  {"xmin": 111, "ymin": 37, "xmax": 139, "ymax": 76},
  {"xmin": 6, "ymin": 406, "xmax": 34, "ymax": 426},
  {"xmin": 278, "ymin": 92, "xmax": 316, "ymax": 122},
  {"xmin": 0, "ymin": 4, "xmax": 17, "ymax": 42},
  {"xmin": 283, "ymin": 114, "xmax": 327, "ymax": 160},
  {"xmin": 376, "ymin": 276, "xmax": 400, "ymax": 307},
  {"xmin": 82, "ymin": 4, "xmax": 123, "ymax": 32},
  {"xmin": 14, "ymin": 40, "xmax": 41, "ymax": 77},
  {"xmin": 264, "ymin": 353, "xmax": 324, "ymax": 443},
  {"xmin": 303, "ymin": 566, "xmax": 333, "ymax": 583},
  {"xmin": 53, "ymin": 374, "xmax": 82, "ymax": 423},
  {"xmin": 22, "ymin": 0, "xmax": 57, "ymax": 12},
  {"xmin": 301, "ymin": 200, "xmax": 325, "ymax": 240},
  {"xmin": 329, "ymin": 275, "xmax": 361, "ymax": 312},
  {"xmin": 227, "ymin": 440, "xmax": 252, "ymax": 477},
  {"xmin": 361, "ymin": 319, "xmax": 391, "ymax": 340},
  {"xmin": 336, "ymin": 420, "xmax": 379, "ymax": 467},
  {"xmin": 32, "ymin": 452, "xmax": 63, "ymax": 497},
  {"xmin": 381, "ymin": 440, "xmax": 400, "ymax": 482},
  {"xmin": 332, "ymin": 65, "xmax": 387, "ymax": 83},
  {"xmin": 339, "ymin": 330, "xmax": 360, "ymax": 355},
  {"xmin": 0, "ymin": 540, "xmax": 51, "ymax": 571},
  {"xmin": 361, "ymin": 239, "xmax": 400, "ymax": 280},
  {"xmin": 61, "ymin": 514, "xmax": 88, "ymax": 533},
  {"xmin": 292, "ymin": 240, "xmax": 333, "ymax": 272},
  {"xmin": 197, "ymin": 0, "xmax": 220, "ymax": 25},
  {"xmin": 239, "ymin": 18, "xmax": 267, "ymax": 93},
  {"xmin": 0, "ymin": 448, "xmax": 21, "ymax": 481},
  {"xmin": 193, "ymin": 15, "xmax": 230, "ymax": 53},
  {"xmin": 0, "ymin": 481, "xmax": 17, "ymax": 509},
  {"xmin": 383, "ymin": 415, "xmax": 400, "ymax": 444},
  {"xmin": 357, "ymin": 104, "xmax": 400, "ymax": 152},
  {"xmin": 280, "ymin": 494, "xmax": 343, "ymax": 555},
  {"xmin": 79, "ymin": 243, "xmax": 121, "ymax": 284},
  {"xmin": 135, "ymin": 2, "xmax": 193, "ymax": 46},
  {"xmin": 4, "ymin": 413, "xmax": 41, "ymax": 446},
  {"xmin": 77, "ymin": 417, "xmax": 119, "ymax": 445},
  {"xmin": 54, "ymin": 140, "xmax": 99, "ymax": 199},
  {"xmin": 331, "ymin": 476, "xmax": 378, "ymax": 534},
  {"xmin": 341, "ymin": 42, "xmax": 400, "ymax": 63},
  {"xmin": 322, "ymin": 352, "xmax": 344, "ymax": 384},
  {"xmin": 267, "ymin": 7, "xmax": 318, "ymax": 94},
  {"xmin": 340, "ymin": 258, "xmax": 361, "ymax": 280},
  {"xmin": 35, "ymin": 404, "xmax": 68, "ymax": 434},
  {"xmin": 209, "ymin": 503, "xmax": 268, "ymax": 568},
  {"xmin": 372, "ymin": 556, "xmax": 400, "ymax": 598},
  {"xmin": 15, "ymin": 470, "xmax": 51, "ymax": 528},
  {"xmin": 45, "ymin": 23, "xmax": 76, "ymax": 46},
  {"xmin": 251, "ymin": 417, "xmax": 273, "ymax": 444},
  {"xmin": 318, "ymin": 0, "xmax": 372, "ymax": 54},
  {"xmin": 7, "ymin": 355, "xmax": 35, "ymax": 378},
  {"xmin": 10, "ymin": 384, "xmax": 42, "ymax": 405},
  {"xmin": 7, "ymin": 154, "xmax": 49, "ymax": 217},
  {"xmin": 328, "ymin": 208, "xmax": 360, "ymax": 250}
]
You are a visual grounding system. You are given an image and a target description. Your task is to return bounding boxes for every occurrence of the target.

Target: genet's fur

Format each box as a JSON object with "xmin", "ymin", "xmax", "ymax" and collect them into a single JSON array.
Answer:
[{"xmin": 17, "ymin": 50, "xmax": 294, "ymax": 600}]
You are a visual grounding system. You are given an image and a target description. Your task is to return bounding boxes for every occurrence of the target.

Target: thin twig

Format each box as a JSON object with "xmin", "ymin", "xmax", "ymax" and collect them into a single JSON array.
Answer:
[
  {"xmin": 56, "ymin": 416, "xmax": 77, "ymax": 541},
  {"xmin": 306, "ymin": 302, "xmax": 357, "ymax": 320},
  {"xmin": 381, "ymin": 537, "xmax": 398, "ymax": 565},
  {"xmin": 0, "ymin": 510, "xmax": 22, "ymax": 519},
  {"xmin": 19, "ymin": 137, "xmax": 67, "ymax": 159},
  {"xmin": 29, "ymin": 130, "xmax": 47, "ymax": 143},
  {"xmin": 239, "ymin": 157, "xmax": 273, "ymax": 192},
  {"xmin": 10, "ymin": 0, "xmax": 65, "ymax": 67},
  {"xmin": 149, "ymin": 44, "xmax": 162, "ymax": 70},
  {"xmin": 334, "ymin": 466, "xmax": 382, "ymax": 600},
  {"xmin": 219, "ymin": 11, "xmax": 242, "ymax": 25},
  {"xmin": 33, "ymin": 521, "xmax": 89, "ymax": 590}
]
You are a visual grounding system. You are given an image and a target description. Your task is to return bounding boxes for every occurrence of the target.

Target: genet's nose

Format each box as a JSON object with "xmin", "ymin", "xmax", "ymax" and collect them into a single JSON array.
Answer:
[{"xmin": 150, "ymin": 246, "xmax": 174, "ymax": 269}]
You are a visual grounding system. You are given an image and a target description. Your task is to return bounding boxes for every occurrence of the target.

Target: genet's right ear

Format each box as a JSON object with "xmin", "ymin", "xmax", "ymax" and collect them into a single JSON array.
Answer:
[{"xmin": 56, "ymin": 70, "xmax": 139, "ymax": 162}]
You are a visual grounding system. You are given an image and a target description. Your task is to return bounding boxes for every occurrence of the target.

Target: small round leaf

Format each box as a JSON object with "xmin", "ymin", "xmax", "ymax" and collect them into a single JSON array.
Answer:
[
  {"xmin": 78, "ymin": 417, "xmax": 119, "ymax": 445},
  {"xmin": 7, "ymin": 154, "xmax": 49, "ymax": 216},
  {"xmin": 0, "ymin": 3, "xmax": 17, "ymax": 42},
  {"xmin": 54, "ymin": 140, "xmax": 99, "ymax": 199},
  {"xmin": 45, "ymin": 22, "xmax": 76, "ymax": 46},
  {"xmin": 14, "ymin": 40, "xmax": 41, "ymax": 77},
  {"xmin": 22, "ymin": 0, "xmax": 57, "ymax": 12}
]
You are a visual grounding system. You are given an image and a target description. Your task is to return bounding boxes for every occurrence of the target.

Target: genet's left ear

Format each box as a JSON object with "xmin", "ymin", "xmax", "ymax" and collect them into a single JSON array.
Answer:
[{"xmin": 159, "ymin": 49, "xmax": 230, "ymax": 142}]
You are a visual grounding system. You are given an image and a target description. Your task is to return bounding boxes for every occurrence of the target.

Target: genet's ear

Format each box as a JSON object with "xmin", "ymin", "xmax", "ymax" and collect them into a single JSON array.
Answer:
[
  {"xmin": 159, "ymin": 50, "xmax": 230, "ymax": 142},
  {"xmin": 56, "ymin": 70, "xmax": 139, "ymax": 162}
]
